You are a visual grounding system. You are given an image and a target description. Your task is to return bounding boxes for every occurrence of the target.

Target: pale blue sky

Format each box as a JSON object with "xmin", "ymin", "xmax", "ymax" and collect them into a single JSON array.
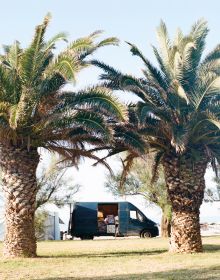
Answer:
[
  {"xmin": 2, "ymin": 0, "xmax": 220, "ymax": 222},
  {"xmin": 2, "ymin": 0, "xmax": 220, "ymax": 78}
]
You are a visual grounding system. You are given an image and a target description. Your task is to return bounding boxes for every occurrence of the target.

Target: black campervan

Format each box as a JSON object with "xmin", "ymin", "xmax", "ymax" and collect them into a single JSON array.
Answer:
[{"xmin": 69, "ymin": 201, "xmax": 159, "ymax": 239}]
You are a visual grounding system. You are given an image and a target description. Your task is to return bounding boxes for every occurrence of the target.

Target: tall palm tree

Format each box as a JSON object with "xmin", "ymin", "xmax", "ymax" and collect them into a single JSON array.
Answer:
[
  {"xmin": 0, "ymin": 14, "xmax": 126, "ymax": 257},
  {"xmin": 93, "ymin": 19, "xmax": 220, "ymax": 253}
]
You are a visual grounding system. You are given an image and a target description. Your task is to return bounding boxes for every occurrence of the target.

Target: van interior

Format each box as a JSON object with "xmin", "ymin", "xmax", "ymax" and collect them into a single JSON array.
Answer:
[{"xmin": 97, "ymin": 203, "xmax": 118, "ymax": 233}]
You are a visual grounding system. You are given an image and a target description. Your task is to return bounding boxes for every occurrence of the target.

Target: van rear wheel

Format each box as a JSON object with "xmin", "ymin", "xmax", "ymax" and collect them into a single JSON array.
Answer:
[{"xmin": 141, "ymin": 230, "xmax": 152, "ymax": 238}]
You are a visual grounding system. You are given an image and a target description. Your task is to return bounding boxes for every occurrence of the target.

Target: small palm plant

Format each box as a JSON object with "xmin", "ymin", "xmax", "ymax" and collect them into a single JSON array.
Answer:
[
  {"xmin": 93, "ymin": 19, "xmax": 220, "ymax": 253},
  {"xmin": 0, "ymin": 14, "xmax": 126, "ymax": 257}
]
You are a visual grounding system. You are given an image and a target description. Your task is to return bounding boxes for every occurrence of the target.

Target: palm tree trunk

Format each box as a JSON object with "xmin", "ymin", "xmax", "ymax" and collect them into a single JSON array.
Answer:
[
  {"xmin": 160, "ymin": 212, "xmax": 171, "ymax": 238},
  {"xmin": 0, "ymin": 144, "xmax": 39, "ymax": 257},
  {"xmin": 162, "ymin": 152, "xmax": 208, "ymax": 253}
]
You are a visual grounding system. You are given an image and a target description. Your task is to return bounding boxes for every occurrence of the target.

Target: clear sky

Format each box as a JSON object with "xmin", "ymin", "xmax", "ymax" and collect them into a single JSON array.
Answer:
[
  {"xmin": 3, "ymin": 0, "xmax": 220, "ymax": 79},
  {"xmin": 2, "ymin": 0, "xmax": 220, "ymax": 222}
]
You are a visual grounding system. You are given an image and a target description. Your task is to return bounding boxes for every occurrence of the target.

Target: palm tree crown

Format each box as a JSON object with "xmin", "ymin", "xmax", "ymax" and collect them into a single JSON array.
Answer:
[
  {"xmin": 93, "ymin": 19, "xmax": 220, "ymax": 169},
  {"xmin": 0, "ymin": 14, "xmax": 126, "ymax": 164}
]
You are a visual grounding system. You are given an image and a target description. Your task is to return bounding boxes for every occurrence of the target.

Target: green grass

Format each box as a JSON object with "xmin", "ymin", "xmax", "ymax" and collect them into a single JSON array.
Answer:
[{"xmin": 0, "ymin": 236, "xmax": 220, "ymax": 279}]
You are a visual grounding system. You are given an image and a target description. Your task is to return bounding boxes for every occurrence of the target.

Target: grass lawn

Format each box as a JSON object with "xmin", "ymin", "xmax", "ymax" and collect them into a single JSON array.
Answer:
[{"xmin": 0, "ymin": 236, "xmax": 220, "ymax": 279}]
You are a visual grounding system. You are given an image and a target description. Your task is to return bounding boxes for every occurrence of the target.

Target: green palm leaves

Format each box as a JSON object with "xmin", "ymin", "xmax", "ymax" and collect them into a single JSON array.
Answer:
[
  {"xmin": 94, "ymin": 19, "xmax": 220, "ymax": 170},
  {"xmin": 0, "ymin": 14, "xmax": 125, "ymax": 165},
  {"xmin": 2, "ymin": 15, "xmax": 220, "ymax": 170}
]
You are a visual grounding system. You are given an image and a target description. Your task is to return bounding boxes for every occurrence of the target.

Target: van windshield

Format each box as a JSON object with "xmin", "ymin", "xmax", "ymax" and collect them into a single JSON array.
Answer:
[
  {"xmin": 130, "ymin": 210, "xmax": 144, "ymax": 222},
  {"xmin": 137, "ymin": 212, "xmax": 144, "ymax": 222}
]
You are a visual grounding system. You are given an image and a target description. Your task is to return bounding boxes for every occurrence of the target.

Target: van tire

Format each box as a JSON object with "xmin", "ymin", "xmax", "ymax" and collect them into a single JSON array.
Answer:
[
  {"xmin": 140, "ymin": 230, "xmax": 152, "ymax": 238},
  {"xmin": 80, "ymin": 235, "xmax": 94, "ymax": 240}
]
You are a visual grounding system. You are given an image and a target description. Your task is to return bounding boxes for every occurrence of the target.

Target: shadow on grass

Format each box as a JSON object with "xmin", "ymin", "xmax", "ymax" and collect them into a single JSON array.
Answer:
[
  {"xmin": 38, "ymin": 249, "xmax": 167, "ymax": 259},
  {"xmin": 32, "ymin": 266, "xmax": 220, "ymax": 280},
  {"xmin": 39, "ymin": 243, "xmax": 220, "ymax": 259},
  {"xmin": 38, "ymin": 243, "xmax": 220, "ymax": 259},
  {"xmin": 203, "ymin": 244, "xmax": 220, "ymax": 252}
]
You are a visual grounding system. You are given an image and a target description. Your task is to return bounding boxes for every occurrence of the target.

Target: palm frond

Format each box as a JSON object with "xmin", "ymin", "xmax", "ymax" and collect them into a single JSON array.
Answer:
[
  {"xmin": 119, "ymin": 153, "xmax": 137, "ymax": 189},
  {"xmin": 61, "ymin": 86, "xmax": 127, "ymax": 121},
  {"xmin": 114, "ymin": 125, "xmax": 146, "ymax": 155},
  {"xmin": 151, "ymin": 151, "xmax": 164, "ymax": 184},
  {"xmin": 43, "ymin": 32, "xmax": 68, "ymax": 52},
  {"xmin": 21, "ymin": 13, "xmax": 51, "ymax": 82},
  {"xmin": 156, "ymin": 20, "xmax": 173, "ymax": 78},
  {"xmin": 127, "ymin": 41, "xmax": 168, "ymax": 91}
]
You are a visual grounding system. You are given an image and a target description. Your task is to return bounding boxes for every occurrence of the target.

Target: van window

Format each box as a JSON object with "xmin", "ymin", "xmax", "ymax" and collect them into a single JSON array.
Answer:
[
  {"xmin": 137, "ymin": 212, "xmax": 144, "ymax": 222},
  {"xmin": 130, "ymin": 210, "xmax": 137, "ymax": 219}
]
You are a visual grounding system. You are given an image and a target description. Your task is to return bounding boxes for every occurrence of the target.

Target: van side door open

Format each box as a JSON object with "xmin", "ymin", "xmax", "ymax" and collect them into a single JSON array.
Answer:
[{"xmin": 97, "ymin": 203, "xmax": 118, "ymax": 234}]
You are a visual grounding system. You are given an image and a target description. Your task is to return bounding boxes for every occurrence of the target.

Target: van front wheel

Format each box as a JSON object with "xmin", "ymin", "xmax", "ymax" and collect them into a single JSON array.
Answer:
[{"xmin": 141, "ymin": 230, "xmax": 152, "ymax": 238}]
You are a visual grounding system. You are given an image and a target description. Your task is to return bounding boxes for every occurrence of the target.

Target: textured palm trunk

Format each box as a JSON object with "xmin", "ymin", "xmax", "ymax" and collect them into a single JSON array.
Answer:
[
  {"xmin": 160, "ymin": 212, "xmax": 171, "ymax": 238},
  {"xmin": 0, "ymin": 144, "xmax": 39, "ymax": 257},
  {"xmin": 162, "ymin": 152, "xmax": 208, "ymax": 253}
]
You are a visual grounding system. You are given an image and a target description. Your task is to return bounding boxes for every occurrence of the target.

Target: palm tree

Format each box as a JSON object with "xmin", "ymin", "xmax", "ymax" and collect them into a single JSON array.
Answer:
[
  {"xmin": 0, "ymin": 14, "xmax": 126, "ymax": 257},
  {"xmin": 93, "ymin": 19, "xmax": 220, "ymax": 252}
]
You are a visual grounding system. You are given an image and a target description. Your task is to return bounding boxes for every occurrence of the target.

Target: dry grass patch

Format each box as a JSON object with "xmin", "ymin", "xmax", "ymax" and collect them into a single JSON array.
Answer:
[{"xmin": 0, "ymin": 236, "xmax": 220, "ymax": 279}]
